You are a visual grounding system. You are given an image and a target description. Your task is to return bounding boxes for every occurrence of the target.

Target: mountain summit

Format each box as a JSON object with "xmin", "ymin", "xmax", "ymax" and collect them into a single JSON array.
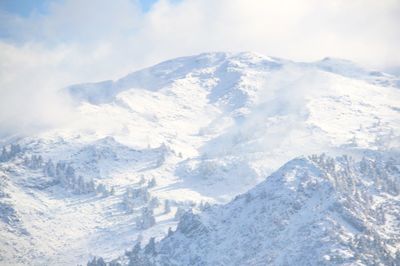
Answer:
[{"xmin": 0, "ymin": 52, "xmax": 399, "ymax": 265}]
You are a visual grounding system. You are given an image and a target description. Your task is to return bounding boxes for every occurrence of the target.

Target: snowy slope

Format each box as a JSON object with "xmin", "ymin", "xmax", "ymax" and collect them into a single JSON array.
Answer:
[
  {"xmin": 0, "ymin": 52, "xmax": 399, "ymax": 265},
  {"xmin": 114, "ymin": 153, "xmax": 400, "ymax": 266}
]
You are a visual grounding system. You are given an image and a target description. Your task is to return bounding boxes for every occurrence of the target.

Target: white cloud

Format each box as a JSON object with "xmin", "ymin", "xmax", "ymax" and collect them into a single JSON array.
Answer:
[{"xmin": 0, "ymin": 0, "xmax": 399, "ymax": 135}]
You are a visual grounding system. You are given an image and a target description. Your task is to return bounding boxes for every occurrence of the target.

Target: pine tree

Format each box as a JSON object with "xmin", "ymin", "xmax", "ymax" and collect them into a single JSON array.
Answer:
[
  {"xmin": 132, "ymin": 241, "xmax": 141, "ymax": 254},
  {"xmin": 127, "ymin": 238, "xmax": 143, "ymax": 266},
  {"xmin": 66, "ymin": 165, "xmax": 75, "ymax": 179},
  {"xmin": 156, "ymin": 153, "xmax": 165, "ymax": 167},
  {"xmin": 10, "ymin": 144, "xmax": 21, "ymax": 156},
  {"xmin": 75, "ymin": 176, "xmax": 84, "ymax": 194},
  {"xmin": 87, "ymin": 179, "xmax": 96, "ymax": 193},
  {"xmin": 0, "ymin": 146, "xmax": 8, "ymax": 162},
  {"xmin": 87, "ymin": 256, "xmax": 106, "ymax": 266},
  {"xmin": 174, "ymin": 207, "xmax": 186, "ymax": 221},
  {"xmin": 44, "ymin": 159, "xmax": 56, "ymax": 177},
  {"xmin": 29, "ymin": 155, "xmax": 42, "ymax": 169},
  {"xmin": 96, "ymin": 184, "xmax": 107, "ymax": 195},
  {"xmin": 144, "ymin": 237, "xmax": 156, "ymax": 255},
  {"xmin": 56, "ymin": 161, "xmax": 67, "ymax": 184},
  {"xmin": 167, "ymin": 227, "xmax": 174, "ymax": 237},
  {"xmin": 102, "ymin": 188, "xmax": 110, "ymax": 197},
  {"xmin": 96, "ymin": 257, "xmax": 106, "ymax": 266},
  {"xmin": 149, "ymin": 197, "xmax": 160, "ymax": 209},
  {"xmin": 37, "ymin": 155, "xmax": 43, "ymax": 166},
  {"xmin": 136, "ymin": 207, "xmax": 155, "ymax": 229},
  {"xmin": 147, "ymin": 177, "xmax": 156, "ymax": 188},
  {"xmin": 164, "ymin": 199, "xmax": 171, "ymax": 214},
  {"xmin": 128, "ymin": 254, "xmax": 141, "ymax": 266},
  {"xmin": 138, "ymin": 175, "xmax": 146, "ymax": 185}
]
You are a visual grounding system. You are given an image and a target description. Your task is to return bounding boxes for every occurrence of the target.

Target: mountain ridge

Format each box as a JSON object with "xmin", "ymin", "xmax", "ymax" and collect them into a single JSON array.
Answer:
[
  {"xmin": 0, "ymin": 51, "xmax": 399, "ymax": 265},
  {"xmin": 65, "ymin": 52, "xmax": 400, "ymax": 105},
  {"xmin": 110, "ymin": 152, "xmax": 400, "ymax": 266}
]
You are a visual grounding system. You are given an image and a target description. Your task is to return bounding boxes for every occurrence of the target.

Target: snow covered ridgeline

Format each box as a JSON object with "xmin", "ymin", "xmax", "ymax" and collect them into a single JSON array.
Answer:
[
  {"xmin": 0, "ymin": 136, "xmax": 169, "ymax": 194},
  {"xmin": 0, "ymin": 137, "xmax": 201, "ymax": 265},
  {"xmin": 1, "ymin": 51, "xmax": 400, "ymax": 265},
  {"xmin": 66, "ymin": 52, "xmax": 400, "ymax": 105},
  {"xmin": 96, "ymin": 153, "xmax": 400, "ymax": 266}
]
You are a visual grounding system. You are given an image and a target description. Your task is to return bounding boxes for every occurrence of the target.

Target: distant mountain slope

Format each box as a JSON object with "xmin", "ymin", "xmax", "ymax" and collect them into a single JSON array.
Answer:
[
  {"xmin": 114, "ymin": 153, "xmax": 400, "ymax": 266},
  {"xmin": 1, "ymin": 52, "xmax": 400, "ymax": 265},
  {"xmin": 66, "ymin": 52, "xmax": 400, "ymax": 105}
]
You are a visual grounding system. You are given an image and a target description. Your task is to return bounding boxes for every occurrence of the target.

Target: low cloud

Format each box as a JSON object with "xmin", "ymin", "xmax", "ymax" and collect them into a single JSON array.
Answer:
[{"xmin": 0, "ymin": 0, "xmax": 399, "ymax": 135}]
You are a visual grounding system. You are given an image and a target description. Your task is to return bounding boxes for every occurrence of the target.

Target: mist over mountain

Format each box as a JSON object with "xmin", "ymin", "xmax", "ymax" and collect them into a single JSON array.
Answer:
[{"xmin": 0, "ymin": 52, "xmax": 399, "ymax": 265}]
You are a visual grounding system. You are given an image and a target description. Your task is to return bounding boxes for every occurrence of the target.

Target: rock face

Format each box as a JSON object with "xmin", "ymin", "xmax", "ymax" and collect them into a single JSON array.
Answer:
[{"xmin": 119, "ymin": 153, "xmax": 400, "ymax": 266}]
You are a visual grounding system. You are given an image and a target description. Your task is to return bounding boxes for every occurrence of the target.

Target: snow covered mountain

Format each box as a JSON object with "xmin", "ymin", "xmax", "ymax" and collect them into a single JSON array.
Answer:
[
  {"xmin": 110, "ymin": 153, "xmax": 400, "ymax": 266},
  {"xmin": 0, "ymin": 52, "xmax": 399, "ymax": 265}
]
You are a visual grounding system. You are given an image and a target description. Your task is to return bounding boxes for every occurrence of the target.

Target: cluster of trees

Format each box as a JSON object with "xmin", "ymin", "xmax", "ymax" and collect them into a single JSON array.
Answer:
[
  {"xmin": 86, "ymin": 257, "xmax": 122, "ymax": 266},
  {"xmin": 123, "ymin": 187, "xmax": 151, "ymax": 212},
  {"xmin": 309, "ymin": 153, "xmax": 400, "ymax": 196},
  {"xmin": 136, "ymin": 197, "xmax": 204, "ymax": 229},
  {"xmin": 123, "ymin": 210, "xmax": 208, "ymax": 265},
  {"xmin": 88, "ymin": 234, "xmax": 163, "ymax": 266},
  {"xmin": 123, "ymin": 185, "xmax": 157, "ymax": 229},
  {"xmin": 349, "ymin": 232, "xmax": 400, "ymax": 265},
  {"xmin": 96, "ymin": 183, "xmax": 115, "ymax": 197},
  {"xmin": 0, "ymin": 144, "xmax": 22, "ymax": 162},
  {"xmin": 147, "ymin": 177, "xmax": 156, "ymax": 188},
  {"xmin": 174, "ymin": 206, "xmax": 187, "ymax": 221},
  {"xmin": 359, "ymin": 156, "xmax": 400, "ymax": 196},
  {"xmin": 42, "ymin": 160, "xmax": 96, "ymax": 194},
  {"xmin": 0, "ymin": 143, "xmax": 113, "ymax": 196},
  {"xmin": 123, "ymin": 177, "xmax": 157, "ymax": 210},
  {"xmin": 24, "ymin": 155, "xmax": 44, "ymax": 169},
  {"xmin": 136, "ymin": 207, "xmax": 156, "ymax": 230},
  {"xmin": 164, "ymin": 199, "xmax": 171, "ymax": 214},
  {"xmin": 308, "ymin": 153, "xmax": 400, "ymax": 263},
  {"xmin": 173, "ymin": 199, "xmax": 210, "ymax": 221},
  {"xmin": 87, "ymin": 257, "xmax": 107, "ymax": 266},
  {"xmin": 23, "ymin": 155, "xmax": 114, "ymax": 195},
  {"xmin": 123, "ymin": 177, "xmax": 178, "ymax": 230},
  {"xmin": 124, "ymin": 237, "xmax": 158, "ymax": 266},
  {"xmin": 198, "ymin": 201, "xmax": 211, "ymax": 211}
]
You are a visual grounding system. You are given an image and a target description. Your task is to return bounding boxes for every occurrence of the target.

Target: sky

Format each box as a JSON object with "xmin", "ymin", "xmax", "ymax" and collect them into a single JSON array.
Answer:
[{"xmin": 0, "ymin": 0, "xmax": 399, "ymax": 136}]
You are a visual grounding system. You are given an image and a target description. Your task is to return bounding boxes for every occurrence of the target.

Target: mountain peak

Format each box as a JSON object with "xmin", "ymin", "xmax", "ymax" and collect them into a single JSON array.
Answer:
[
  {"xmin": 2, "ymin": 51, "xmax": 400, "ymax": 265},
  {"xmin": 116, "ymin": 153, "xmax": 400, "ymax": 266}
]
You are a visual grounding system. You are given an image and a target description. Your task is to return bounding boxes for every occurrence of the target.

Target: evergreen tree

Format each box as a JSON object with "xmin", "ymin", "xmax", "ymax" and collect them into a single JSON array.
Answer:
[
  {"xmin": 138, "ymin": 175, "xmax": 146, "ymax": 185},
  {"xmin": 78, "ymin": 176, "xmax": 86, "ymax": 194},
  {"xmin": 44, "ymin": 159, "xmax": 56, "ymax": 177},
  {"xmin": 144, "ymin": 237, "xmax": 156, "ymax": 255},
  {"xmin": 174, "ymin": 207, "xmax": 186, "ymax": 221},
  {"xmin": 56, "ymin": 161, "xmax": 67, "ymax": 184},
  {"xmin": 132, "ymin": 241, "xmax": 141, "ymax": 254},
  {"xmin": 136, "ymin": 207, "xmax": 155, "ymax": 229},
  {"xmin": 149, "ymin": 197, "xmax": 160, "ymax": 209},
  {"xmin": 0, "ymin": 146, "xmax": 8, "ymax": 162},
  {"xmin": 87, "ymin": 256, "xmax": 106, "ymax": 266},
  {"xmin": 87, "ymin": 179, "xmax": 96, "ymax": 193},
  {"xmin": 96, "ymin": 184, "xmax": 107, "ymax": 195},
  {"xmin": 127, "ymin": 239, "xmax": 143, "ymax": 266},
  {"xmin": 66, "ymin": 165, "xmax": 75, "ymax": 179},
  {"xmin": 147, "ymin": 177, "xmax": 156, "ymax": 188},
  {"xmin": 96, "ymin": 257, "xmax": 106, "ymax": 266},
  {"xmin": 167, "ymin": 227, "xmax": 174, "ymax": 237},
  {"xmin": 164, "ymin": 199, "xmax": 171, "ymax": 214},
  {"xmin": 10, "ymin": 144, "xmax": 21, "ymax": 155}
]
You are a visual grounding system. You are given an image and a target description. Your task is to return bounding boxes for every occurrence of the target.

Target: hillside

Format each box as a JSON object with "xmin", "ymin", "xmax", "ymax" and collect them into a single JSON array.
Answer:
[
  {"xmin": 0, "ymin": 52, "xmax": 399, "ymax": 265},
  {"xmin": 113, "ymin": 153, "xmax": 400, "ymax": 265}
]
